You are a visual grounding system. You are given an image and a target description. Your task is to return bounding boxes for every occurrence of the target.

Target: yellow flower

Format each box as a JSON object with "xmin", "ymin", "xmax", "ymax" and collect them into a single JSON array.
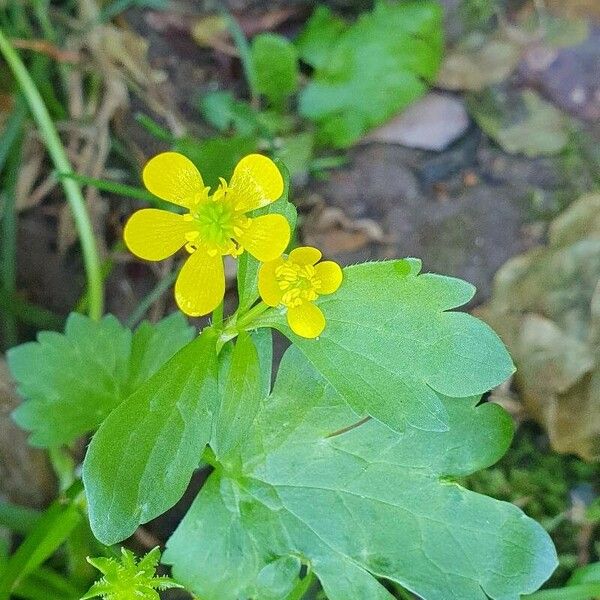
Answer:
[
  {"xmin": 258, "ymin": 247, "xmax": 343, "ymax": 339},
  {"xmin": 124, "ymin": 152, "xmax": 290, "ymax": 316}
]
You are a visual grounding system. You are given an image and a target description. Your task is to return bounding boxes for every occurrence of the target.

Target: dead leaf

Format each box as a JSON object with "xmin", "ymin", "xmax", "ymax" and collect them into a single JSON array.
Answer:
[
  {"xmin": 0, "ymin": 358, "xmax": 56, "ymax": 507},
  {"xmin": 303, "ymin": 203, "xmax": 387, "ymax": 256},
  {"xmin": 477, "ymin": 193, "xmax": 600, "ymax": 461},
  {"xmin": 437, "ymin": 32, "xmax": 523, "ymax": 91},
  {"xmin": 546, "ymin": 0, "xmax": 600, "ymax": 23},
  {"xmin": 467, "ymin": 88, "xmax": 570, "ymax": 157},
  {"xmin": 364, "ymin": 93, "xmax": 470, "ymax": 151}
]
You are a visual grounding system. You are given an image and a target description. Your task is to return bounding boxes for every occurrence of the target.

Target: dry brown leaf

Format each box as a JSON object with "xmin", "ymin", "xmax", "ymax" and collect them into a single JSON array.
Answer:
[
  {"xmin": 437, "ymin": 34, "xmax": 523, "ymax": 91},
  {"xmin": 546, "ymin": 0, "xmax": 600, "ymax": 23},
  {"xmin": 477, "ymin": 193, "xmax": 600, "ymax": 460},
  {"xmin": 0, "ymin": 358, "xmax": 55, "ymax": 507}
]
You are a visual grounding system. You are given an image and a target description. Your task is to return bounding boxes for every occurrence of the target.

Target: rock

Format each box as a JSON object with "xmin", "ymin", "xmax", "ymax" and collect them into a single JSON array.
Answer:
[
  {"xmin": 363, "ymin": 93, "xmax": 470, "ymax": 151},
  {"xmin": 518, "ymin": 26, "xmax": 600, "ymax": 121}
]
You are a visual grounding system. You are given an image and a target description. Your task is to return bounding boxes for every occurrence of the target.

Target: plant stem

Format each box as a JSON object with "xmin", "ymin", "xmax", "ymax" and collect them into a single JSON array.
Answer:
[
  {"xmin": 220, "ymin": 9, "xmax": 258, "ymax": 104},
  {"xmin": 0, "ymin": 28, "xmax": 104, "ymax": 319},
  {"xmin": 325, "ymin": 416, "xmax": 371, "ymax": 439},
  {"xmin": 235, "ymin": 301, "xmax": 271, "ymax": 330},
  {"xmin": 125, "ymin": 269, "xmax": 178, "ymax": 328},
  {"xmin": 212, "ymin": 301, "xmax": 224, "ymax": 327},
  {"xmin": 0, "ymin": 501, "xmax": 41, "ymax": 536},
  {"xmin": 0, "ymin": 101, "xmax": 25, "ymax": 348}
]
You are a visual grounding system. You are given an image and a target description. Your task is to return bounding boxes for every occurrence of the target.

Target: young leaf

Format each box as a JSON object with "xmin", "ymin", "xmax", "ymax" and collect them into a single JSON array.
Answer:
[
  {"xmin": 264, "ymin": 259, "xmax": 514, "ymax": 433},
  {"xmin": 298, "ymin": 1, "xmax": 443, "ymax": 147},
  {"xmin": 251, "ymin": 33, "xmax": 299, "ymax": 110},
  {"xmin": 295, "ymin": 5, "xmax": 347, "ymax": 70},
  {"xmin": 212, "ymin": 332, "xmax": 262, "ymax": 460},
  {"xmin": 237, "ymin": 162, "xmax": 297, "ymax": 313},
  {"xmin": 173, "ymin": 135, "xmax": 257, "ymax": 189},
  {"xmin": 8, "ymin": 313, "xmax": 194, "ymax": 448},
  {"xmin": 83, "ymin": 328, "xmax": 219, "ymax": 545},
  {"xmin": 198, "ymin": 90, "xmax": 259, "ymax": 136},
  {"xmin": 163, "ymin": 346, "xmax": 557, "ymax": 600},
  {"xmin": 83, "ymin": 547, "xmax": 182, "ymax": 600}
]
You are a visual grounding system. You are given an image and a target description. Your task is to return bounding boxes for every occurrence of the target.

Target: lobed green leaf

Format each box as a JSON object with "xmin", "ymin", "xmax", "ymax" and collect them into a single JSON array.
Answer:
[
  {"xmin": 8, "ymin": 313, "xmax": 194, "ymax": 448},
  {"xmin": 263, "ymin": 259, "xmax": 515, "ymax": 433},
  {"xmin": 164, "ymin": 346, "xmax": 557, "ymax": 600},
  {"xmin": 298, "ymin": 1, "xmax": 444, "ymax": 147}
]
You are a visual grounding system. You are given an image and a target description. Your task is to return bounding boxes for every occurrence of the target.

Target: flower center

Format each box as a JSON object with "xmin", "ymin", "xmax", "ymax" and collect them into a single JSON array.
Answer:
[
  {"xmin": 275, "ymin": 262, "xmax": 322, "ymax": 307},
  {"xmin": 194, "ymin": 201, "xmax": 235, "ymax": 244},
  {"xmin": 184, "ymin": 193, "xmax": 249, "ymax": 256}
]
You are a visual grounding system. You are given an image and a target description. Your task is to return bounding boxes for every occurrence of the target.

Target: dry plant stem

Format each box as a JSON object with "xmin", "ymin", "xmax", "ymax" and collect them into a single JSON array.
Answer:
[
  {"xmin": 0, "ymin": 28, "xmax": 104, "ymax": 319},
  {"xmin": 326, "ymin": 416, "xmax": 372, "ymax": 438}
]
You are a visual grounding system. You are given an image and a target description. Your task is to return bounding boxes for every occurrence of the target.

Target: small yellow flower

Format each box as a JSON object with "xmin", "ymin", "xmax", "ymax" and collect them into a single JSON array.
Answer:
[
  {"xmin": 124, "ymin": 152, "xmax": 290, "ymax": 316},
  {"xmin": 258, "ymin": 246, "xmax": 343, "ymax": 338}
]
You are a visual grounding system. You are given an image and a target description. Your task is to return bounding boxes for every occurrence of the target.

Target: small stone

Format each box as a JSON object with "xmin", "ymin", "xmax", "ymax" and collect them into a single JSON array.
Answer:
[{"xmin": 363, "ymin": 93, "xmax": 470, "ymax": 151}]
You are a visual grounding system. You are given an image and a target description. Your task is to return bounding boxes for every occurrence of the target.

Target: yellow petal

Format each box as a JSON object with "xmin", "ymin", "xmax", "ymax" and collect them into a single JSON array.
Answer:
[
  {"xmin": 236, "ymin": 214, "xmax": 290, "ymax": 262},
  {"xmin": 287, "ymin": 303, "xmax": 326, "ymax": 339},
  {"xmin": 289, "ymin": 246, "xmax": 322, "ymax": 266},
  {"xmin": 175, "ymin": 249, "xmax": 225, "ymax": 316},
  {"xmin": 258, "ymin": 257, "xmax": 285, "ymax": 307},
  {"xmin": 228, "ymin": 154, "xmax": 284, "ymax": 213},
  {"xmin": 124, "ymin": 209, "xmax": 190, "ymax": 261},
  {"xmin": 142, "ymin": 152, "xmax": 205, "ymax": 209},
  {"xmin": 315, "ymin": 261, "xmax": 343, "ymax": 295}
]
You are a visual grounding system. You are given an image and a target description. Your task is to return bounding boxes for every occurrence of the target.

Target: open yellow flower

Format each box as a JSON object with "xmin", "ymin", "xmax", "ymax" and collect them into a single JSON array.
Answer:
[
  {"xmin": 124, "ymin": 152, "xmax": 290, "ymax": 316},
  {"xmin": 258, "ymin": 247, "xmax": 343, "ymax": 338}
]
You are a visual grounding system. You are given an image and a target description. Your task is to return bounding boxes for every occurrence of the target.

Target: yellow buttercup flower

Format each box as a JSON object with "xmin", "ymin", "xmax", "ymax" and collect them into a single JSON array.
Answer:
[
  {"xmin": 258, "ymin": 247, "xmax": 343, "ymax": 339},
  {"xmin": 124, "ymin": 152, "xmax": 290, "ymax": 316}
]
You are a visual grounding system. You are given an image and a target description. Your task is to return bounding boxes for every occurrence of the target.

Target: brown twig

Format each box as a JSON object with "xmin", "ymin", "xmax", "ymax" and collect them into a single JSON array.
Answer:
[
  {"xmin": 11, "ymin": 39, "xmax": 79, "ymax": 63},
  {"xmin": 326, "ymin": 416, "xmax": 372, "ymax": 439}
]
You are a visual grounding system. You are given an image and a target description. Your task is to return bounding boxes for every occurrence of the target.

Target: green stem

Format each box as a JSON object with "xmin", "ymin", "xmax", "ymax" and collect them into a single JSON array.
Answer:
[
  {"xmin": 125, "ymin": 269, "xmax": 178, "ymax": 328},
  {"xmin": 0, "ymin": 28, "xmax": 104, "ymax": 319},
  {"xmin": 0, "ymin": 101, "xmax": 25, "ymax": 348},
  {"xmin": 212, "ymin": 300, "xmax": 224, "ymax": 328},
  {"xmin": 216, "ymin": 301, "xmax": 272, "ymax": 353},
  {"xmin": 220, "ymin": 9, "xmax": 258, "ymax": 104},
  {"xmin": 59, "ymin": 172, "xmax": 163, "ymax": 205},
  {"xmin": 0, "ymin": 286, "xmax": 65, "ymax": 330},
  {"xmin": 235, "ymin": 301, "xmax": 271, "ymax": 330},
  {"xmin": 0, "ymin": 501, "xmax": 41, "ymax": 536}
]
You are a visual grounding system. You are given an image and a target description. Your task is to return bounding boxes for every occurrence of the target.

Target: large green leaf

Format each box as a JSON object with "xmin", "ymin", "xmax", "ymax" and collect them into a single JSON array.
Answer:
[
  {"xmin": 261, "ymin": 259, "xmax": 514, "ymax": 433},
  {"xmin": 163, "ymin": 346, "xmax": 557, "ymax": 600},
  {"xmin": 8, "ymin": 313, "xmax": 194, "ymax": 447},
  {"xmin": 298, "ymin": 1, "xmax": 443, "ymax": 147},
  {"xmin": 83, "ymin": 328, "xmax": 219, "ymax": 545}
]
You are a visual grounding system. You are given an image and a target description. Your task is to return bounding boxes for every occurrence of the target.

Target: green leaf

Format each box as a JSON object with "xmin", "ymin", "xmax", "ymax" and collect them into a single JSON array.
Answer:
[
  {"xmin": 212, "ymin": 332, "xmax": 262, "ymax": 460},
  {"xmin": 173, "ymin": 135, "xmax": 258, "ymax": 189},
  {"xmin": 295, "ymin": 5, "xmax": 347, "ymax": 70},
  {"xmin": 467, "ymin": 89, "xmax": 570, "ymax": 158},
  {"xmin": 251, "ymin": 33, "xmax": 299, "ymax": 110},
  {"xmin": 0, "ymin": 483, "xmax": 83, "ymax": 600},
  {"xmin": 237, "ymin": 162, "xmax": 297, "ymax": 313},
  {"xmin": 83, "ymin": 547, "xmax": 182, "ymax": 600},
  {"xmin": 198, "ymin": 91, "xmax": 260, "ymax": 136},
  {"xmin": 256, "ymin": 555, "xmax": 302, "ymax": 600},
  {"xmin": 8, "ymin": 313, "xmax": 194, "ymax": 448},
  {"xmin": 82, "ymin": 328, "xmax": 219, "ymax": 545},
  {"xmin": 298, "ymin": 1, "xmax": 443, "ymax": 147},
  {"xmin": 163, "ymin": 346, "xmax": 557, "ymax": 600},
  {"xmin": 263, "ymin": 259, "xmax": 514, "ymax": 433}
]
